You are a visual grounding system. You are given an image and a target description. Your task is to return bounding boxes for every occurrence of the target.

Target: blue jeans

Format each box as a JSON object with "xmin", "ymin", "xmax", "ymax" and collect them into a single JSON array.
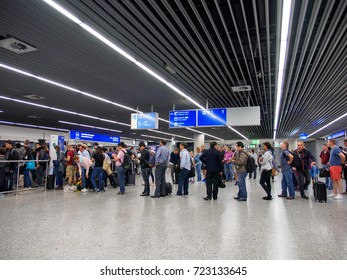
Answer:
[
  {"xmin": 81, "ymin": 167, "xmax": 86, "ymax": 188},
  {"xmin": 23, "ymin": 168, "xmax": 32, "ymax": 188},
  {"xmin": 141, "ymin": 167, "xmax": 151, "ymax": 194},
  {"xmin": 237, "ymin": 172, "xmax": 248, "ymax": 200},
  {"xmin": 224, "ymin": 162, "xmax": 233, "ymax": 181},
  {"xmin": 177, "ymin": 168, "xmax": 190, "ymax": 195},
  {"xmin": 281, "ymin": 169, "xmax": 295, "ymax": 197},
  {"xmin": 196, "ymin": 163, "xmax": 202, "ymax": 181},
  {"xmin": 322, "ymin": 164, "xmax": 332, "ymax": 189},
  {"xmin": 91, "ymin": 167, "xmax": 104, "ymax": 191},
  {"xmin": 117, "ymin": 165, "xmax": 126, "ymax": 193}
]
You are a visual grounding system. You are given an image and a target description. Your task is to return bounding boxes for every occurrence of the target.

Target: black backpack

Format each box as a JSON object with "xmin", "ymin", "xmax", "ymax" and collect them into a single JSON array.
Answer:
[
  {"xmin": 121, "ymin": 150, "xmax": 132, "ymax": 171},
  {"xmin": 289, "ymin": 151, "xmax": 303, "ymax": 169},
  {"xmin": 241, "ymin": 151, "xmax": 254, "ymax": 173}
]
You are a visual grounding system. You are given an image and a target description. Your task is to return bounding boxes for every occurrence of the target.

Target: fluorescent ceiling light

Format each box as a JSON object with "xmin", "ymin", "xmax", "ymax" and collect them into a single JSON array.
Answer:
[
  {"xmin": 0, "ymin": 120, "xmax": 68, "ymax": 132},
  {"xmin": 273, "ymin": 0, "xmax": 292, "ymax": 140},
  {"xmin": 0, "ymin": 95, "xmax": 130, "ymax": 127},
  {"xmin": 307, "ymin": 113, "xmax": 347, "ymax": 138},
  {"xmin": 228, "ymin": 126, "xmax": 249, "ymax": 141},
  {"xmin": 41, "ymin": 0, "xmax": 242, "ymax": 140},
  {"xmin": 58, "ymin": 120, "xmax": 122, "ymax": 133}
]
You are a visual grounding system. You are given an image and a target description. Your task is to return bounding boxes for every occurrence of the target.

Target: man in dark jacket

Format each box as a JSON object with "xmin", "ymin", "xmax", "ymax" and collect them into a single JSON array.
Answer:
[
  {"xmin": 5, "ymin": 140, "xmax": 20, "ymax": 191},
  {"xmin": 293, "ymin": 141, "xmax": 317, "ymax": 199},
  {"xmin": 139, "ymin": 142, "xmax": 151, "ymax": 196},
  {"xmin": 169, "ymin": 148, "xmax": 180, "ymax": 184},
  {"xmin": 200, "ymin": 142, "xmax": 223, "ymax": 201}
]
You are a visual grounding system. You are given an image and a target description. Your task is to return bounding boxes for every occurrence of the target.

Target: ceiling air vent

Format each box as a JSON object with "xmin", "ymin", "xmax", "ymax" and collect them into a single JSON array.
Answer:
[
  {"xmin": 0, "ymin": 37, "xmax": 37, "ymax": 54},
  {"xmin": 22, "ymin": 94, "xmax": 45, "ymax": 100}
]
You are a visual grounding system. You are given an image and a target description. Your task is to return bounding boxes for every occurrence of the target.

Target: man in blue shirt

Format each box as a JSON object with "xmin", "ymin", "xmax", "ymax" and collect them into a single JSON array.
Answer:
[
  {"xmin": 176, "ymin": 143, "xmax": 191, "ymax": 196},
  {"xmin": 327, "ymin": 139, "xmax": 346, "ymax": 200},
  {"xmin": 152, "ymin": 140, "xmax": 170, "ymax": 198},
  {"xmin": 278, "ymin": 141, "xmax": 295, "ymax": 199}
]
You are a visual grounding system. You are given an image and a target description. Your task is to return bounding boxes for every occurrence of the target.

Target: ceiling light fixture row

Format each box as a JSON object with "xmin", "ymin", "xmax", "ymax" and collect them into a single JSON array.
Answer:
[
  {"xmin": 0, "ymin": 120, "xmax": 69, "ymax": 132},
  {"xmin": 273, "ymin": 0, "xmax": 292, "ymax": 140}
]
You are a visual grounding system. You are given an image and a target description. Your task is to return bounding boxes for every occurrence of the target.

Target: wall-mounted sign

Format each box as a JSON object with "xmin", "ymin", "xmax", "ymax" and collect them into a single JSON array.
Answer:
[
  {"xmin": 299, "ymin": 133, "xmax": 308, "ymax": 140},
  {"xmin": 327, "ymin": 130, "xmax": 345, "ymax": 140},
  {"xmin": 197, "ymin": 108, "xmax": 227, "ymax": 127},
  {"xmin": 227, "ymin": 106, "xmax": 261, "ymax": 126},
  {"xmin": 251, "ymin": 139, "xmax": 260, "ymax": 144},
  {"xmin": 169, "ymin": 110, "xmax": 197, "ymax": 128},
  {"xmin": 131, "ymin": 112, "xmax": 159, "ymax": 130},
  {"xmin": 70, "ymin": 130, "xmax": 120, "ymax": 144},
  {"xmin": 249, "ymin": 144, "xmax": 257, "ymax": 148}
]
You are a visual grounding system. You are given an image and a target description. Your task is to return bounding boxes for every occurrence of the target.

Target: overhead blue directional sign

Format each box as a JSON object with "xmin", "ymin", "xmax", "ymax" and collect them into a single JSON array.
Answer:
[
  {"xmin": 327, "ymin": 130, "xmax": 345, "ymax": 140},
  {"xmin": 169, "ymin": 110, "xmax": 197, "ymax": 128},
  {"xmin": 197, "ymin": 108, "xmax": 227, "ymax": 127},
  {"xmin": 131, "ymin": 112, "xmax": 159, "ymax": 130},
  {"xmin": 70, "ymin": 130, "xmax": 120, "ymax": 144},
  {"xmin": 299, "ymin": 133, "xmax": 308, "ymax": 140}
]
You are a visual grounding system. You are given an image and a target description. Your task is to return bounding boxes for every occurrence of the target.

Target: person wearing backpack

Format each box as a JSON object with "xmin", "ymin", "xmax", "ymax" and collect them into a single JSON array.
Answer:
[
  {"xmin": 259, "ymin": 142, "xmax": 273, "ymax": 200},
  {"xmin": 23, "ymin": 145, "xmax": 34, "ymax": 189},
  {"xmin": 5, "ymin": 140, "xmax": 20, "ymax": 191},
  {"xmin": 53, "ymin": 145, "xmax": 65, "ymax": 190},
  {"xmin": 138, "ymin": 142, "xmax": 151, "ymax": 196},
  {"xmin": 292, "ymin": 141, "xmax": 317, "ymax": 199},
  {"xmin": 232, "ymin": 141, "xmax": 249, "ymax": 201},
  {"xmin": 113, "ymin": 142, "xmax": 128, "ymax": 195}
]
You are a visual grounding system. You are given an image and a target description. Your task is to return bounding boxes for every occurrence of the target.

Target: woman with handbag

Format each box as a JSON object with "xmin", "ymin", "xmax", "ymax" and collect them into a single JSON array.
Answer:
[{"xmin": 259, "ymin": 142, "xmax": 274, "ymax": 200}]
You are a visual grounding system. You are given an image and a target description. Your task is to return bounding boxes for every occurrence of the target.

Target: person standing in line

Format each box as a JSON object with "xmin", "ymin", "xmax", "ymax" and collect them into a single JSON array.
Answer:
[
  {"xmin": 169, "ymin": 148, "xmax": 180, "ymax": 184},
  {"xmin": 292, "ymin": 141, "xmax": 316, "ymax": 199},
  {"xmin": 223, "ymin": 146, "xmax": 234, "ymax": 182},
  {"xmin": 5, "ymin": 140, "xmax": 20, "ymax": 191},
  {"xmin": 194, "ymin": 147, "xmax": 202, "ymax": 182},
  {"xmin": 278, "ymin": 141, "xmax": 295, "ymax": 199},
  {"xmin": 152, "ymin": 140, "xmax": 170, "ymax": 198},
  {"xmin": 23, "ymin": 145, "xmax": 33, "ymax": 189},
  {"xmin": 319, "ymin": 144, "xmax": 333, "ymax": 190},
  {"xmin": 138, "ymin": 142, "xmax": 151, "ymax": 196},
  {"xmin": 232, "ymin": 142, "xmax": 248, "ymax": 201},
  {"xmin": 65, "ymin": 145, "xmax": 77, "ymax": 188},
  {"xmin": 259, "ymin": 142, "xmax": 273, "ymax": 200},
  {"xmin": 200, "ymin": 142, "xmax": 223, "ymax": 201},
  {"xmin": 248, "ymin": 149, "xmax": 258, "ymax": 179},
  {"xmin": 201, "ymin": 144, "xmax": 207, "ymax": 183},
  {"xmin": 73, "ymin": 155, "xmax": 92, "ymax": 193},
  {"xmin": 189, "ymin": 150, "xmax": 196, "ymax": 183},
  {"xmin": 327, "ymin": 139, "xmax": 346, "ymax": 200},
  {"xmin": 53, "ymin": 145, "xmax": 64, "ymax": 190},
  {"xmin": 113, "ymin": 142, "xmax": 127, "ymax": 195},
  {"xmin": 177, "ymin": 143, "xmax": 191, "ymax": 195},
  {"xmin": 231, "ymin": 148, "xmax": 238, "ymax": 186}
]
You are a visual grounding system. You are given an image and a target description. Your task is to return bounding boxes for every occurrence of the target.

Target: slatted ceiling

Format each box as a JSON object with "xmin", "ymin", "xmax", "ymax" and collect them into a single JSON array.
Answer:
[{"xmin": 0, "ymin": 0, "xmax": 346, "ymax": 140}]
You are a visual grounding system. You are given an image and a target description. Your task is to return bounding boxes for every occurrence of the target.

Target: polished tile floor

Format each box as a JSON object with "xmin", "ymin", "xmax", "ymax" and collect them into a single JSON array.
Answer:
[{"xmin": 0, "ymin": 174, "xmax": 346, "ymax": 260}]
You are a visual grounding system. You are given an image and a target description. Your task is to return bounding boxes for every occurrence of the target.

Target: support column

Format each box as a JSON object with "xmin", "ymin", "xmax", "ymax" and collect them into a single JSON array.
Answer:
[
  {"xmin": 194, "ymin": 133, "xmax": 205, "ymax": 152},
  {"xmin": 288, "ymin": 139, "xmax": 298, "ymax": 151}
]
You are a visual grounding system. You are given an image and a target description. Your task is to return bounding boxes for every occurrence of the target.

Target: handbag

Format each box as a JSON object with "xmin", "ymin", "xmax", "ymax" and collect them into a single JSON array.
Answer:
[
  {"xmin": 271, "ymin": 168, "xmax": 277, "ymax": 177},
  {"xmin": 219, "ymin": 176, "xmax": 226, "ymax": 188},
  {"xmin": 26, "ymin": 161, "xmax": 36, "ymax": 170},
  {"xmin": 319, "ymin": 168, "xmax": 330, "ymax": 177}
]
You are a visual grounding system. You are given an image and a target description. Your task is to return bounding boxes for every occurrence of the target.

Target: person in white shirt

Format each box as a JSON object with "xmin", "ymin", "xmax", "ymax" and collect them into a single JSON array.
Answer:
[
  {"xmin": 177, "ymin": 143, "xmax": 191, "ymax": 196},
  {"xmin": 248, "ymin": 149, "xmax": 258, "ymax": 179},
  {"xmin": 259, "ymin": 142, "xmax": 274, "ymax": 200}
]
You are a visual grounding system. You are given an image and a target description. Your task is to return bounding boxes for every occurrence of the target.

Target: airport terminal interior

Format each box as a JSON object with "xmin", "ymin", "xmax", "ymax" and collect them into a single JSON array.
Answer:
[{"xmin": 0, "ymin": 0, "xmax": 346, "ymax": 260}]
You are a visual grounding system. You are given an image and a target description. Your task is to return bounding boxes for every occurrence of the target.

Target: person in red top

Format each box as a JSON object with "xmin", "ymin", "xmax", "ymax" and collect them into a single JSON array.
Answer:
[
  {"xmin": 65, "ymin": 145, "xmax": 77, "ymax": 187},
  {"xmin": 319, "ymin": 144, "xmax": 332, "ymax": 190}
]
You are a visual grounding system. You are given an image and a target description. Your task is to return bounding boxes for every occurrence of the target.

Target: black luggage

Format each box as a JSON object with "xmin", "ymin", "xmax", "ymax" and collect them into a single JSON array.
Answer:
[
  {"xmin": 126, "ymin": 172, "xmax": 136, "ymax": 185},
  {"xmin": 166, "ymin": 182, "xmax": 172, "ymax": 195},
  {"xmin": 46, "ymin": 175, "xmax": 54, "ymax": 189},
  {"xmin": 313, "ymin": 180, "xmax": 327, "ymax": 203},
  {"xmin": 109, "ymin": 173, "xmax": 118, "ymax": 188}
]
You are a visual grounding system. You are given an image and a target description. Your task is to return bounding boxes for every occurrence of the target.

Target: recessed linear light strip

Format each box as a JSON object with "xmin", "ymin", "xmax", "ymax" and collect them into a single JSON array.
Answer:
[
  {"xmin": 0, "ymin": 120, "xmax": 69, "ymax": 132},
  {"xmin": 58, "ymin": 120, "xmax": 122, "ymax": 133},
  {"xmin": 273, "ymin": 0, "xmax": 292, "ymax": 140},
  {"xmin": 307, "ymin": 113, "xmax": 347, "ymax": 138},
  {"xmin": 228, "ymin": 126, "xmax": 249, "ymax": 141},
  {"xmin": 42, "ymin": 0, "xmax": 245, "ymax": 141},
  {"xmin": 0, "ymin": 63, "xmax": 222, "ymax": 141}
]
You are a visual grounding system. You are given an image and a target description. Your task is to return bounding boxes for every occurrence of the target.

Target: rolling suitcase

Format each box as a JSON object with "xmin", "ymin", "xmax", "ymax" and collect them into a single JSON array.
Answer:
[
  {"xmin": 126, "ymin": 172, "xmax": 136, "ymax": 185},
  {"xmin": 46, "ymin": 175, "xmax": 54, "ymax": 189},
  {"xmin": 109, "ymin": 173, "xmax": 118, "ymax": 188},
  {"xmin": 166, "ymin": 182, "xmax": 172, "ymax": 195},
  {"xmin": 313, "ymin": 179, "xmax": 327, "ymax": 203}
]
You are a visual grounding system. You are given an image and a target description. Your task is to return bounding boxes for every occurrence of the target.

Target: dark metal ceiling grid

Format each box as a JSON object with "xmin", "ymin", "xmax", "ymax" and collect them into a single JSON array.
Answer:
[{"xmin": 278, "ymin": 0, "xmax": 347, "ymax": 138}]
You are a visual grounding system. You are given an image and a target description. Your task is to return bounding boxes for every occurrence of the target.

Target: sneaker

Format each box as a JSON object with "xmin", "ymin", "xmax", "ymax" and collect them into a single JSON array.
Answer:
[
  {"xmin": 94, "ymin": 189, "xmax": 100, "ymax": 193},
  {"xmin": 81, "ymin": 188, "xmax": 88, "ymax": 193},
  {"xmin": 234, "ymin": 181, "xmax": 238, "ymax": 186},
  {"xmin": 202, "ymin": 178, "xmax": 206, "ymax": 183},
  {"xmin": 334, "ymin": 194, "xmax": 343, "ymax": 200},
  {"xmin": 327, "ymin": 192, "xmax": 337, "ymax": 198}
]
